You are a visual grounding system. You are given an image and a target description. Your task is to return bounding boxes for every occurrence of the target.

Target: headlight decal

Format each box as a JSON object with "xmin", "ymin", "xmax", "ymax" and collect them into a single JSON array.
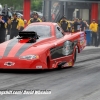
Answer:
[{"xmin": 19, "ymin": 55, "xmax": 39, "ymax": 60}]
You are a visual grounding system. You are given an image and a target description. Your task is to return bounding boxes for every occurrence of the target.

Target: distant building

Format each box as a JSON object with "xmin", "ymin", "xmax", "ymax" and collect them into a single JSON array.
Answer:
[
  {"xmin": 43, "ymin": 0, "xmax": 100, "ymax": 23},
  {"xmin": 0, "ymin": 4, "xmax": 3, "ymax": 14}
]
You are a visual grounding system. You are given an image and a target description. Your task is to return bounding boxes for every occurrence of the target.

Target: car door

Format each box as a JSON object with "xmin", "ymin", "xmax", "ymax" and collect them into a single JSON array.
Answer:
[
  {"xmin": 50, "ymin": 25, "xmax": 65, "ymax": 59},
  {"xmin": 50, "ymin": 25, "xmax": 76, "ymax": 68},
  {"xmin": 49, "ymin": 25, "xmax": 69, "ymax": 68}
]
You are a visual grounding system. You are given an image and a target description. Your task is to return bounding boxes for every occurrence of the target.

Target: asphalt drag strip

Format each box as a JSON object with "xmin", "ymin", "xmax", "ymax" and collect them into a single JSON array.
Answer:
[{"xmin": 0, "ymin": 46, "xmax": 100, "ymax": 100}]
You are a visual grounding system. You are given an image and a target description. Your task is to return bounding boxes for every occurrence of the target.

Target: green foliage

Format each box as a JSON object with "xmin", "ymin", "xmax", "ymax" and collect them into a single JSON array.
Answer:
[
  {"xmin": 0, "ymin": 0, "xmax": 23, "ymax": 10},
  {"xmin": 0, "ymin": 0, "xmax": 42, "ymax": 11},
  {"xmin": 31, "ymin": 0, "xmax": 42, "ymax": 11}
]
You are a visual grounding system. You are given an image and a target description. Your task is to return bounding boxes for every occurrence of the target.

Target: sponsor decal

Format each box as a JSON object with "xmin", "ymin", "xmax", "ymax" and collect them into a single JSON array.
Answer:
[
  {"xmin": 4, "ymin": 62, "xmax": 15, "ymax": 66},
  {"xmin": 80, "ymin": 32, "xmax": 85, "ymax": 46},
  {"xmin": 63, "ymin": 60, "xmax": 72, "ymax": 67},
  {"xmin": 80, "ymin": 33, "xmax": 84, "ymax": 37},
  {"xmin": 80, "ymin": 40, "xmax": 84, "ymax": 45},
  {"xmin": 80, "ymin": 37, "xmax": 84, "ymax": 41},
  {"xmin": 36, "ymin": 66, "xmax": 42, "ymax": 69},
  {"xmin": 67, "ymin": 61, "xmax": 72, "ymax": 66}
]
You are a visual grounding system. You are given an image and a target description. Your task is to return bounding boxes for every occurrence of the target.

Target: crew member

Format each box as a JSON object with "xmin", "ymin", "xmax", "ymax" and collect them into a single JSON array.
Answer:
[
  {"xmin": 79, "ymin": 18, "xmax": 86, "ymax": 31},
  {"xmin": 84, "ymin": 20, "xmax": 89, "ymax": 30},
  {"xmin": 59, "ymin": 16, "xmax": 71, "ymax": 32},
  {"xmin": 18, "ymin": 16, "xmax": 24, "ymax": 31},
  {"xmin": 0, "ymin": 14, "xmax": 6, "ymax": 43},
  {"xmin": 89, "ymin": 19, "xmax": 98, "ymax": 47},
  {"xmin": 10, "ymin": 13, "xmax": 19, "ymax": 39},
  {"xmin": 98, "ymin": 23, "xmax": 100, "ymax": 46},
  {"xmin": 6, "ymin": 16, "xmax": 11, "ymax": 40},
  {"xmin": 72, "ymin": 18, "xmax": 80, "ymax": 33},
  {"xmin": 24, "ymin": 20, "xmax": 28, "ymax": 28},
  {"xmin": 41, "ymin": 16, "xmax": 46, "ymax": 22},
  {"xmin": 28, "ymin": 12, "xmax": 42, "ymax": 24}
]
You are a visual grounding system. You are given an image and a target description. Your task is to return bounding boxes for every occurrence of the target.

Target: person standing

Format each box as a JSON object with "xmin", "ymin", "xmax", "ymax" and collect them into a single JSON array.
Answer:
[
  {"xmin": 6, "ymin": 16, "xmax": 11, "ymax": 40},
  {"xmin": 24, "ymin": 20, "xmax": 28, "ymax": 28},
  {"xmin": 59, "ymin": 16, "xmax": 71, "ymax": 32},
  {"xmin": 41, "ymin": 16, "xmax": 46, "ymax": 22},
  {"xmin": 98, "ymin": 23, "xmax": 100, "ymax": 46},
  {"xmin": 28, "ymin": 12, "xmax": 42, "ymax": 24},
  {"xmin": 18, "ymin": 16, "xmax": 24, "ymax": 32},
  {"xmin": 0, "ymin": 14, "xmax": 6, "ymax": 43},
  {"xmin": 84, "ymin": 20, "xmax": 89, "ymax": 30},
  {"xmin": 72, "ymin": 18, "xmax": 80, "ymax": 33},
  {"xmin": 79, "ymin": 18, "xmax": 86, "ymax": 31},
  {"xmin": 89, "ymin": 19, "xmax": 98, "ymax": 47},
  {"xmin": 10, "ymin": 13, "xmax": 19, "ymax": 39}
]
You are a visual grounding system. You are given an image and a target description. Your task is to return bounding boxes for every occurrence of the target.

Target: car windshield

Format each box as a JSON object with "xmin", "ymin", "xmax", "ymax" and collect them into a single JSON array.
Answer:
[{"xmin": 24, "ymin": 25, "xmax": 51, "ymax": 38}]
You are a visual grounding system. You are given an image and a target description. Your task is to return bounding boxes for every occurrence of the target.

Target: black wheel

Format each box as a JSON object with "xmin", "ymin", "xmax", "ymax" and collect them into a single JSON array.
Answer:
[
  {"xmin": 47, "ymin": 57, "xmax": 50, "ymax": 69},
  {"xmin": 69, "ymin": 49, "xmax": 77, "ymax": 68},
  {"xmin": 57, "ymin": 61, "xmax": 66, "ymax": 69},
  {"xmin": 73, "ymin": 49, "xmax": 77, "ymax": 63}
]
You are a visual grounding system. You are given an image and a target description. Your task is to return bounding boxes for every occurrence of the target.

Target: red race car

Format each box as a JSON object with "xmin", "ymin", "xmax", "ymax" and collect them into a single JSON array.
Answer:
[{"xmin": 0, "ymin": 22, "xmax": 86, "ymax": 69}]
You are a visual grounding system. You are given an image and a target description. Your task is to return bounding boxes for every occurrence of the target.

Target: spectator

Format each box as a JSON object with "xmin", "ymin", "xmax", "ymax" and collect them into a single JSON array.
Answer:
[
  {"xmin": 24, "ymin": 20, "xmax": 28, "ymax": 28},
  {"xmin": 79, "ymin": 18, "xmax": 86, "ymax": 31},
  {"xmin": 98, "ymin": 23, "xmax": 100, "ymax": 46},
  {"xmin": 10, "ymin": 12, "xmax": 19, "ymax": 39},
  {"xmin": 41, "ymin": 16, "xmax": 46, "ymax": 22},
  {"xmin": 6, "ymin": 16, "xmax": 11, "ymax": 40},
  {"xmin": 89, "ymin": 19, "xmax": 98, "ymax": 47},
  {"xmin": 18, "ymin": 16, "xmax": 24, "ymax": 32},
  {"xmin": 59, "ymin": 16, "xmax": 71, "ymax": 32},
  {"xmin": 28, "ymin": 12, "xmax": 42, "ymax": 24},
  {"xmin": 72, "ymin": 18, "xmax": 80, "ymax": 32},
  {"xmin": 84, "ymin": 20, "xmax": 89, "ymax": 30},
  {"xmin": 0, "ymin": 14, "xmax": 6, "ymax": 43}
]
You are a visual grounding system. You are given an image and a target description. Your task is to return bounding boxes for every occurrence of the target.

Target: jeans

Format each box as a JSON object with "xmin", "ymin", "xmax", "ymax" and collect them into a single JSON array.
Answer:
[
  {"xmin": 91, "ymin": 32, "xmax": 98, "ymax": 46},
  {"xmin": 98, "ymin": 30, "xmax": 100, "ymax": 46}
]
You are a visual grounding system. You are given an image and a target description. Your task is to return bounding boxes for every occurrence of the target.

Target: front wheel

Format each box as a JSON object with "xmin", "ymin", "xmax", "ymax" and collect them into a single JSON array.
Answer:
[
  {"xmin": 58, "ymin": 49, "xmax": 77, "ymax": 69},
  {"xmin": 73, "ymin": 49, "xmax": 77, "ymax": 63},
  {"xmin": 71, "ymin": 49, "xmax": 77, "ymax": 67}
]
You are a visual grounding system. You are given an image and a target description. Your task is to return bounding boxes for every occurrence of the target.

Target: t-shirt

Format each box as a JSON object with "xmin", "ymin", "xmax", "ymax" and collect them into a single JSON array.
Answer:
[
  {"xmin": 11, "ymin": 19, "xmax": 19, "ymax": 30},
  {"xmin": 61, "ymin": 21, "xmax": 68, "ymax": 32},
  {"xmin": 80, "ymin": 21, "xmax": 85, "ymax": 31},
  {"xmin": 89, "ymin": 23, "xmax": 98, "ymax": 32},
  {"xmin": 73, "ymin": 22, "xmax": 80, "ymax": 32}
]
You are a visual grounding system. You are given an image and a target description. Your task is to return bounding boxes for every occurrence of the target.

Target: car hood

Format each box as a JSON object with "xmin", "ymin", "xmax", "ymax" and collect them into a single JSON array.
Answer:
[{"xmin": 0, "ymin": 37, "xmax": 56, "ymax": 57}]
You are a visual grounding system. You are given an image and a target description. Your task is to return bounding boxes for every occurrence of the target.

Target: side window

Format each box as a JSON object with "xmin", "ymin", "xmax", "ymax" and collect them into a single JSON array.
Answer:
[{"xmin": 56, "ymin": 26, "xmax": 64, "ymax": 39}]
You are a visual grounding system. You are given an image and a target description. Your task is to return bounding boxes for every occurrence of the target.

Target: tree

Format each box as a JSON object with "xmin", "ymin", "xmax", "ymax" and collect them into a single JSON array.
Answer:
[
  {"xmin": 0, "ymin": 0, "xmax": 23, "ymax": 10},
  {"xmin": 0, "ymin": 0, "xmax": 42, "ymax": 11},
  {"xmin": 31, "ymin": 0, "xmax": 42, "ymax": 11}
]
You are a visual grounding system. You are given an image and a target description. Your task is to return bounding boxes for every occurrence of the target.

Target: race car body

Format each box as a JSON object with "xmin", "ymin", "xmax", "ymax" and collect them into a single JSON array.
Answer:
[{"xmin": 0, "ymin": 22, "xmax": 86, "ymax": 69}]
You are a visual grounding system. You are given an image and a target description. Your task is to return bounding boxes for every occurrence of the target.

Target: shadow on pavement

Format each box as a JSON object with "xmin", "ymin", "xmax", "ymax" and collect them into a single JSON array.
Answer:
[{"xmin": 0, "ymin": 67, "xmax": 74, "ymax": 74}]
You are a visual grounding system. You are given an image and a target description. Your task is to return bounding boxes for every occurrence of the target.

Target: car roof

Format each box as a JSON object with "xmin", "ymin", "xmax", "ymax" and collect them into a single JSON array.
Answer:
[
  {"xmin": 29, "ymin": 22, "xmax": 57, "ymax": 26},
  {"xmin": 26, "ymin": 22, "xmax": 57, "ymax": 37}
]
